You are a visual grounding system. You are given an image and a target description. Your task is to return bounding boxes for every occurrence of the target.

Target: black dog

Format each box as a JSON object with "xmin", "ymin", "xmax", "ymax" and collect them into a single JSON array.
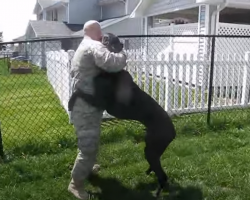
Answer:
[
  {"xmin": 68, "ymin": 33, "xmax": 176, "ymax": 197},
  {"xmin": 68, "ymin": 33, "xmax": 133, "ymax": 111}
]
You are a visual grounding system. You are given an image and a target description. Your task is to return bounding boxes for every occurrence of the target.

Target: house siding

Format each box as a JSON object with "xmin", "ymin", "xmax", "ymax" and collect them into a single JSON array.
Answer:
[
  {"xmin": 227, "ymin": 0, "xmax": 250, "ymax": 8},
  {"xmin": 36, "ymin": 3, "xmax": 42, "ymax": 15},
  {"xmin": 37, "ymin": 13, "xmax": 43, "ymax": 20},
  {"xmin": 126, "ymin": 0, "xmax": 140, "ymax": 14},
  {"xmin": 101, "ymin": 2, "xmax": 125, "ymax": 20},
  {"xmin": 145, "ymin": 0, "xmax": 196, "ymax": 17},
  {"xmin": 102, "ymin": 18, "xmax": 142, "ymax": 35},
  {"xmin": 68, "ymin": 0, "xmax": 100, "ymax": 24},
  {"xmin": 46, "ymin": 10, "xmax": 53, "ymax": 20},
  {"xmin": 45, "ymin": 7, "xmax": 67, "ymax": 22},
  {"xmin": 57, "ymin": 6, "xmax": 68, "ymax": 22},
  {"xmin": 102, "ymin": 18, "xmax": 143, "ymax": 50}
]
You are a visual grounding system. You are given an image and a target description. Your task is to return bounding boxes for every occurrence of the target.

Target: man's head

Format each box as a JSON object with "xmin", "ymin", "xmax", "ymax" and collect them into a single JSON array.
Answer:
[
  {"xmin": 83, "ymin": 20, "xmax": 102, "ymax": 41},
  {"xmin": 102, "ymin": 33, "xmax": 124, "ymax": 53}
]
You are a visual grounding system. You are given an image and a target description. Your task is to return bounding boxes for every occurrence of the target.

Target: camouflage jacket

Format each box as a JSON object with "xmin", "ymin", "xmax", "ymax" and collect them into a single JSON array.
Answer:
[{"xmin": 70, "ymin": 38, "xmax": 127, "ymax": 95}]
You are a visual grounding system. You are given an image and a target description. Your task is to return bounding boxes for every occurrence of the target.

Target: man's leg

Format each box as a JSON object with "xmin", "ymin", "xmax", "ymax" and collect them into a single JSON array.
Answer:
[{"xmin": 68, "ymin": 98, "xmax": 103, "ymax": 200}]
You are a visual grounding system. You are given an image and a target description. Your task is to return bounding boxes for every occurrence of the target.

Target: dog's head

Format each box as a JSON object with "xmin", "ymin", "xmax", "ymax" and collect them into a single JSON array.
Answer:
[{"xmin": 102, "ymin": 33, "xmax": 124, "ymax": 53}]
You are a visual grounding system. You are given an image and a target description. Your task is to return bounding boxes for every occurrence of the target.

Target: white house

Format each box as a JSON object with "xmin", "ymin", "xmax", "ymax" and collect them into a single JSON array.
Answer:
[
  {"xmin": 130, "ymin": 0, "xmax": 250, "ymax": 55},
  {"xmin": 129, "ymin": 0, "xmax": 250, "ymax": 88},
  {"xmin": 12, "ymin": 0, "xmax": 144, "ymax": 68},
  {"xmin": 14, "ymin": 0, "xmax": 143, "ymax": 41}
]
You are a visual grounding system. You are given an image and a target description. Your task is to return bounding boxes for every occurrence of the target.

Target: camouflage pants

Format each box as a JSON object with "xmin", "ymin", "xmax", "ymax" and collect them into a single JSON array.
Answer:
[{"xmin": 70, "ymin": 97, "xmax": 103, "ymax": 182}]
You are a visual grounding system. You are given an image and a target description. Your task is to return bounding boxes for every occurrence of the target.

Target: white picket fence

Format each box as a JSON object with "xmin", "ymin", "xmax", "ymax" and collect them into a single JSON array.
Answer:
[{"xmin": 45, "ymin": 50, "xmax": 250, "ymax": 120}]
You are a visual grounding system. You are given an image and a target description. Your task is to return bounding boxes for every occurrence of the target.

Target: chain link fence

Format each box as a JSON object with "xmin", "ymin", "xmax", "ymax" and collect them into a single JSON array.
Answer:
[{"xmin": 0, "ymin": 35, "xmax": 250, "ymax": 159}]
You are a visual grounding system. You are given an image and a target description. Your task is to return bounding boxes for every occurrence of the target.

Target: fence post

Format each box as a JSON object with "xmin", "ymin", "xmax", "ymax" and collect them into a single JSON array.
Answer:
[
  {"xmin": 207, "ymin": 35, "xmax": 216, "ymax": 126},
  {"xmin": 0, "ymin": 121, "xmax": 5, "ymax": 160},
  {"xmin": 241, "ymin": 52, "xmax": 250, "ymax": 106},
  {"xmin": 41, "ymin": 41, "xmax": 46, "ymax": 69},
  {"xmin": 165, "ymin": 52, "xmax": 174, "ymax": 113},
  {"xmin": 67, "ymin": 50, "xmax": 75, "ymax": 124},
  {"xmin": 170, "ymin": 24, "xmax": 174, "ymax": 52}
]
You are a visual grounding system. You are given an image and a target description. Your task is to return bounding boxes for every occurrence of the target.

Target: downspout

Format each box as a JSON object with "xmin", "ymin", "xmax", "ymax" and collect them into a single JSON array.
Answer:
[
  {"xmin": 125, "ymin": 0, "xmax": 128, "ymax": 15},
  {"xmin": 101, "ymin": 6, "xmax": 103, "ymax": 20},
  {"xmin": 210, "ymin": 0, "xmax": 228, "ymax": 35}
]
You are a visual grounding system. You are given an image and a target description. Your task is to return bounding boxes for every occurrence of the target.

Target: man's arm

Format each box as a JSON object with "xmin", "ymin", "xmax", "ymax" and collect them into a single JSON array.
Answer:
[{"xmin": 92, "ymin": 43, "xmax": 127, "ymax": 72}]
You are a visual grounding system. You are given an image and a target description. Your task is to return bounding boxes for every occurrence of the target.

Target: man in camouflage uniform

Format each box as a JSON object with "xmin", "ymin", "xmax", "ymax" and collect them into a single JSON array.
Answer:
[{"xmin": 68, "ymin": 20, "xmax": 127, "ymax": 199}]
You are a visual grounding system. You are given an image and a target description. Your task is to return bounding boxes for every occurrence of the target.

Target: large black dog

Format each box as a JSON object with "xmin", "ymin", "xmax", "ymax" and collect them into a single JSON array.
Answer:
[{"xmin": 68, "ymin": 33, "xmax": 176, "ymax": 197}]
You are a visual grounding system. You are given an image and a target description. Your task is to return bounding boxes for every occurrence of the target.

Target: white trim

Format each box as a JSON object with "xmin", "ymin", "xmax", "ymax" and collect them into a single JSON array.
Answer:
[
  {"xmin": 29, "ymin": 22, "xmax": 38, "ymax": 38},
  {"xmin": 144, "ymin": 17, "xmax": 148, "ymax": 34},
  {"xmin": 43, "ymin": 10, "xmax": 47, "ymax": 20},
  {"xmin": 131, "ymin": 0, "xmax": 238, "ymax": 18},
  {"xmin": 33, "ymin": 1, "xmax": 43, "ymax": 15},
  {"xmin": 101, "ymin": 15, "xmax": 130, "ymax": 29},
  {"xmin": 196, "ymin": 0, "xmax": 224, "ymax": 4},
  {"xmin": 141, "ymin": 17, "xmax": 143, "ymax": 34},
  {"xmin": 130, "ymin": 0, "xmax": 154, "ymax": 18},
  {"xmin": 67, "ymin": 1, "xmax": 70, "ymax": 23},
  {"xmin": 25, "ymin": 22, "xmax": 38, "ymax": 39}
]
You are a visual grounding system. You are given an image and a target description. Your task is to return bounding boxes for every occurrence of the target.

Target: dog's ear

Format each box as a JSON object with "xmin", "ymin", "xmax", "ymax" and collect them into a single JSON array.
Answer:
[{"xmin": 102, "ymin": 34, "xmax": 110, "ymax": 46}]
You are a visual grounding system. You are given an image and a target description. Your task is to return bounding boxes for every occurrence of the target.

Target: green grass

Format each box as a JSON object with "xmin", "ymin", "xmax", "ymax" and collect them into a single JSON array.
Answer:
[
  {"xmin": 1, "ymin": 60, "xmax": 250, "ymax": 200},
  {"xmin": 0, "ymin": 60, "xmax": 74, "ymax": 155}
]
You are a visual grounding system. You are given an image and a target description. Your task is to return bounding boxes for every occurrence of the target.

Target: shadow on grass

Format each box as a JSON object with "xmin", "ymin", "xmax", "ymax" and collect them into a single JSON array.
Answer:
[
  {"xmin": 88, "ymin": 174, "xmax": 203, "ymax": 200},
  {"xmin": 136, "ymin": 180, "xmax": 203, "ymax": 200}
]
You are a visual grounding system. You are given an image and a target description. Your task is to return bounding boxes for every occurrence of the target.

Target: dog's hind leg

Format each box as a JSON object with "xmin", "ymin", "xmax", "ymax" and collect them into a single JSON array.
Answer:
[{"xmin": 144, "ymin": 146, "xmax": 169, "ymax": 197}]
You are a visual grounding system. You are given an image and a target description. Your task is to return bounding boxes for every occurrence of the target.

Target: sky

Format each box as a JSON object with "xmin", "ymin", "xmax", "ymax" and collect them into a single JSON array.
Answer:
[{"xmin": 0, "ymin": 0, "xmax": 36, "ymax": 42}]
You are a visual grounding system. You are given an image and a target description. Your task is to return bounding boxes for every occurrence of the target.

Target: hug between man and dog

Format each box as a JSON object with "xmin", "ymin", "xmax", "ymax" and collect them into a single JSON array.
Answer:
[{"xmin": 68, "ymin": 20, "xmax": 176, "ymax": 200}]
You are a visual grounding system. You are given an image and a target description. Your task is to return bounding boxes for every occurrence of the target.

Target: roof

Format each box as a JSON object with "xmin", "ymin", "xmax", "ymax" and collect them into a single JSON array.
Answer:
[
  {"xmin": 45, "ymin": 0, "xmax": 69, "ymax": 10},
  {"xmin": 72, "ymin": 15, "xmax": 130, "ymax": 36},
  {"xmin": 33, "ymin": 0, "xmax": 69, "ymax": 13},
  {"xmin": 13, "ymin": 35, "xmax": 26, "ymax": 41},
  {"xmin": 38, "ymin": 0, "xmax": 68, "ymax": 8},
  {"xmin": 28, "ymin": 20, "xmax": 83, "ymax": 38},
  {"xmin": 65, "ymin": 24, "xmax": 84, "ymax": 32},
  {"xmin": 37, "ymin": 0, "xmax": 56, "ymax": 9}
]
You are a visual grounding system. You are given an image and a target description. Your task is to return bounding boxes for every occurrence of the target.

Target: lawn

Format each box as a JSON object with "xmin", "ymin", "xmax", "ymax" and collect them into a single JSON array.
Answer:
[{"xmin": 0, "ymin": 59, "xmax": 250, "ymax": 200}]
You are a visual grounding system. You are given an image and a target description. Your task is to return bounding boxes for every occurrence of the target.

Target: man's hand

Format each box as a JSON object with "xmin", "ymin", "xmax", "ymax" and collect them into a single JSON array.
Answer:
[{"xmin": 92, "ymin": 42, "xmax": 127, "ymax": 73}]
